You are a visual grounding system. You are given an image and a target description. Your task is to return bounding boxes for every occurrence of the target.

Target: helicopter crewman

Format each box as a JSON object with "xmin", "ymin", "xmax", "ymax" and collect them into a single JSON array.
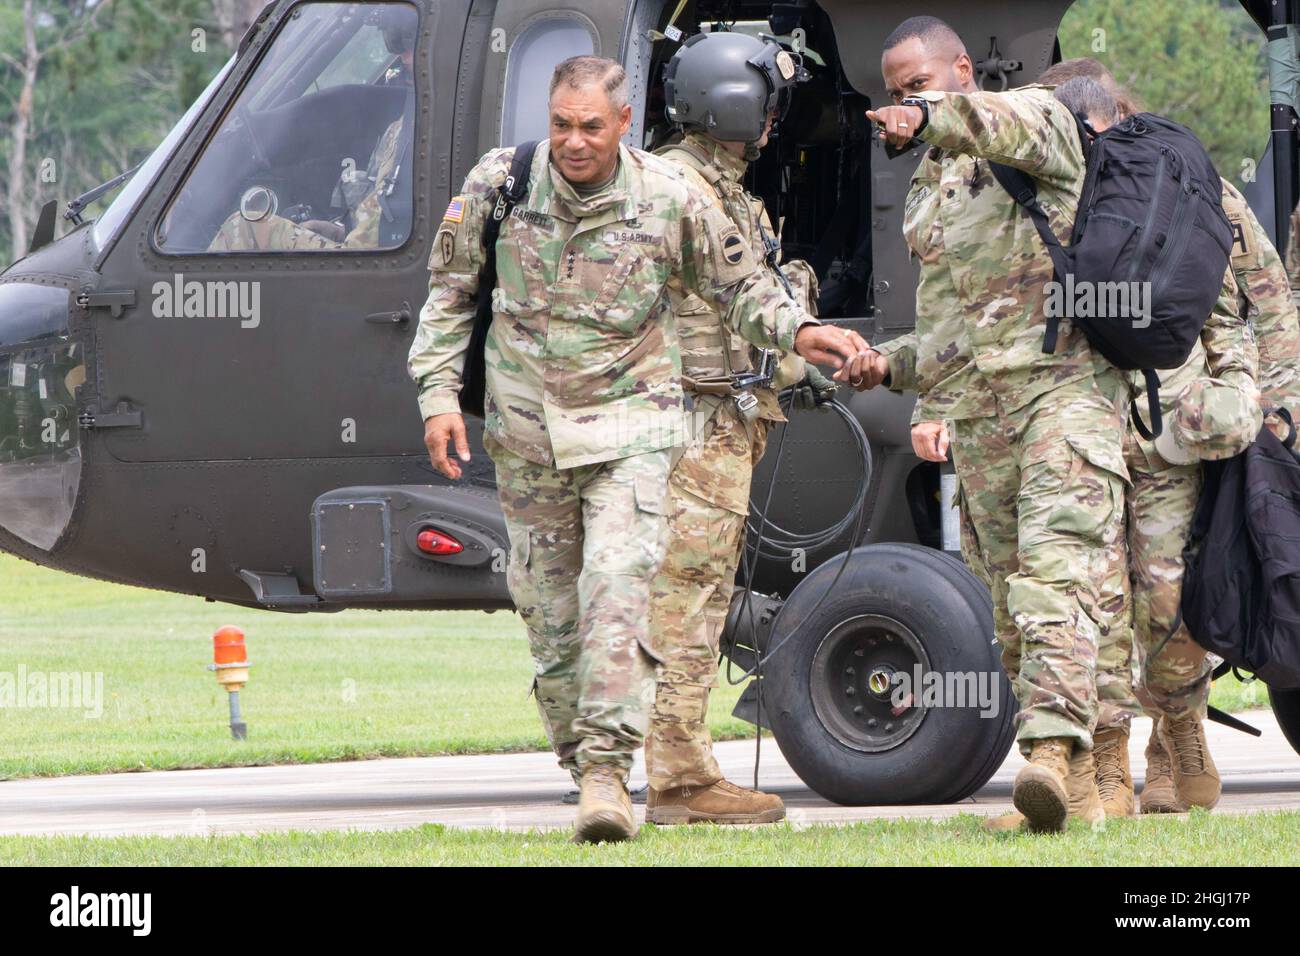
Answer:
[
  {"xmin": 207, "ymin": 8, "xmax": 418, "ymax": 253},
  {"xmin": 407, "ymin": 55, "xmax": 866, "ymax": 843},
  {"xmin": 642, "ymin": 30, "xmax": 836, "ymax": 826}
]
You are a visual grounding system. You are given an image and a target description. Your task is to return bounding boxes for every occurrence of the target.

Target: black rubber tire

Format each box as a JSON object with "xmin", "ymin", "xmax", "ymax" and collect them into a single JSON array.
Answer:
[
  {"xmin": 1270, "ymin": 685, "xmax": 1300, "ymax": 759},
  {"xmin": 763, "ymin": 543, "xmax": 1016, "ymax": 805},
  {"xmin": 899, "ymin": 544, "xmax": 1018, "ymax": 801}
]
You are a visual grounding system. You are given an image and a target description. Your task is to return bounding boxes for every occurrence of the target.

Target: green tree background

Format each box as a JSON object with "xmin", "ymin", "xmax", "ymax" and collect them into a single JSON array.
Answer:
[
  {"xmin": 0, "ymin": 0, "xmax": 253, "ymax": 264},
  {"xmin": 1058, "ymin": 0, "xmax": 1270, "ymax": 181},
  {"xmin": 0, "ymin": 0, "xmax": 1280, "ymax": 265}
]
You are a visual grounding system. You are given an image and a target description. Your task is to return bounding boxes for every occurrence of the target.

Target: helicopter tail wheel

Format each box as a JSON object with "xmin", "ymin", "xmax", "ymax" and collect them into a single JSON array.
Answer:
[
  {"xmin": 763, "ymin": 543, "xmax": 1016, "ymax": 805},
  {"xmin": 1270, "ymin": 685, "xmax": 1300, "ymax": 759}
]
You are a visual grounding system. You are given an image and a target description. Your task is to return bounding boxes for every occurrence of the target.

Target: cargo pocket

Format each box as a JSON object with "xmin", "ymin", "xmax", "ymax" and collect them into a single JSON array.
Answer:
[
  {"xmin": 633, "ymin": 473, "xmax": 670, "ymax": 516},
  {"xmin": 504, "ymin": 528, "xmax": 540, "ymax": 622},
  {"xmin": 589, "ymin": 248, "xmax": 656, "ymax": 334},
  {"xmin": 1044, "ymin": 434, "xmax": 1129, "ymax": 544},
  {"xmin": 955, "ymin": 479, "xmax": 991, "ymax": 587}
]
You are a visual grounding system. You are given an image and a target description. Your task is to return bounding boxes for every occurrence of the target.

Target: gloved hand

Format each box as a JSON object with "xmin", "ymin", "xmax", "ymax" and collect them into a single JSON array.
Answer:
[{"xmin": 791, "ymin": 365, "xmax": 839, "ymax": 410}]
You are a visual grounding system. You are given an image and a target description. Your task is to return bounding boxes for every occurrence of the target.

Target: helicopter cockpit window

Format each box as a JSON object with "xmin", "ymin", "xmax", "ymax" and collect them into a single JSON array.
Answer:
[{"xmin": 155, "ymin": 2, "xmax": 420, "ymax": 256}]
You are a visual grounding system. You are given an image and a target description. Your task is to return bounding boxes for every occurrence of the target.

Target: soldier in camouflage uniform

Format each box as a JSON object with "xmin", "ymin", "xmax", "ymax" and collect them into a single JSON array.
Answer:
[
  {"xmin": 407, "ymin": 56, "xmax": 863, "ymax": 843},
  {"xmin": 1036, "ymin": 65, "xmax": 1272, "ymax": 817},
  {"xmin": 868, "ymin": 62, "xmax": 1263, "ymax": 825},
  {"xmin": 866, "ymin": 19, "xmax": 1256, "ymax": 833},
  {"xmin": 643, "ymin": 32, "xmax": 832, "ymax": 825},
  {"xmin": 207, "ymin": 115, "xmax": 408, "ymax": 252}
]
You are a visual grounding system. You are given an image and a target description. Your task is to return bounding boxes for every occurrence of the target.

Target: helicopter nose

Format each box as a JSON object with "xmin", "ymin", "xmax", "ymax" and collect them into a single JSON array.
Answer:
[{"xmin": 0, "ymin": 282, "xmax": 85, "ymax": 552}]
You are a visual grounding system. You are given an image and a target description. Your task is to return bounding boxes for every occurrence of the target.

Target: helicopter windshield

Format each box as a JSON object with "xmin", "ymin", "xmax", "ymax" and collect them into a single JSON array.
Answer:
[
  {"xmin": 155, "ymin": 2, "xmax": 420, "ymax": 256},
  {"xmin": 92, "ymin": 56, "xmax": 236, "ymax": 255}
]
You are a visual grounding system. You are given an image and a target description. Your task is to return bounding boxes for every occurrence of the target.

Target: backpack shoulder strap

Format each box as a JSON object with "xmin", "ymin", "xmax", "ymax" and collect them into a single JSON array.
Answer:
[
  {"xmin": 988, "ymin": 161, "xmax": 1071, "ymax": 354},
  {"xmin": 483, "ymin": 140, "xmax": 539, "ymax": 251}
]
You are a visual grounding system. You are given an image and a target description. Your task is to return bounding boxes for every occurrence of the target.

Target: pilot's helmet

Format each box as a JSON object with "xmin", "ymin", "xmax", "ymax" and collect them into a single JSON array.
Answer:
[
  {"xmin": 1154, "ymin": 376, "xmax": 1262, "ymax": 464},
  {"xmin": 377, "ymin": 5, "xmax": 418, "ymax": 55},
  {"xmin": 663, "ymin": 31, "xmax": 809, "ymax": 143}
]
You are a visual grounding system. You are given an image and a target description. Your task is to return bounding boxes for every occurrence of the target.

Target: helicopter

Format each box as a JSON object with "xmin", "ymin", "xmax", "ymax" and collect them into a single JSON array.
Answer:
[{"xmin": 2, "ymin": 0, "xmax": 1298, "ymax": 806}]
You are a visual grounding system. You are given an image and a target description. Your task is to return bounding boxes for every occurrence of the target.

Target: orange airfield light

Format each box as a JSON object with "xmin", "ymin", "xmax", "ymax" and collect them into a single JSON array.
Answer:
[{"xmin": 209, "ymin": 625, "xmax": 250, "ymax": 740}]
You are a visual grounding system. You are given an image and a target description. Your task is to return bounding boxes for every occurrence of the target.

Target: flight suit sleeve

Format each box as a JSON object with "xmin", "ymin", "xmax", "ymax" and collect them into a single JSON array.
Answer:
[
  {"xmin": 677, "ymin": 181, "xmax": 818, "ymax": 352},
  {"xmin": 872, "ymin": 333, "xmax": 919, "ymax": 393},
  {"xmin": 914, "ymin": 87, "xmax": 1084, "ymax": 191},
  {"xmin": 406, "ymin": 149, "xmax": 509, "ymax": 420},
  {"xmin": 1201, "ymin": 265, "xmax": 1260, "ymax": 401}
]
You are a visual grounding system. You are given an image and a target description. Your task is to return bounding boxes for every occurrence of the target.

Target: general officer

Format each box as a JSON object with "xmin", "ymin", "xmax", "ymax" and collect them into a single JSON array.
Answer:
[{"xmin": 407, "ymin": 55, "xmax": 865, "ymax": 843}]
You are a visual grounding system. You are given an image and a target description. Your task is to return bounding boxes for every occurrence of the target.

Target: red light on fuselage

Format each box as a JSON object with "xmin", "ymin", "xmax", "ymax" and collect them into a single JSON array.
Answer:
[{"xmin": 417, "ymin": 528, "xmax": 464, "ymax": 555}]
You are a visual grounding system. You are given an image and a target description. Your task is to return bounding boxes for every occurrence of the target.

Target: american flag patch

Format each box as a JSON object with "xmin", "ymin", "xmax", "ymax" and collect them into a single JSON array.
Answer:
[{"xmin": 443, "ymin": 197, "xmax": 465, "ymax": 223}]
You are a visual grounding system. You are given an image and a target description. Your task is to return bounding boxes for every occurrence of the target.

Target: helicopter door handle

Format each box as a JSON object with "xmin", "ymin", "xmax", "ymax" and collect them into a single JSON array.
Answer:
[{"xmin": 365, "ymin": 303, "xmax": 411, "ymax": 325}]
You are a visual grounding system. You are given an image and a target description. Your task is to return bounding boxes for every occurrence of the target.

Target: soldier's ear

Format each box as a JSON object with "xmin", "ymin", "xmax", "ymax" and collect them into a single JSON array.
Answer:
[
  {"xmin": 954, "ymin": 52, "xmax": 974, "ymax": 87},
  {"xmin": 618, "ymin": 103, "xmax": 633, "ymax": 137}
]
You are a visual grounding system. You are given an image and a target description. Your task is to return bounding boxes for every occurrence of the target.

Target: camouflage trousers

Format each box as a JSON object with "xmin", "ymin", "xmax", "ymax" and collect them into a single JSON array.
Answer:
[
  {"xmin": 486, "ymin": 433, "xmax": 671, "ymax": 780},
  {"xmin": 645, "ymin": 407, "xmax": 771, "ymax": 790},
  {"xmin": 952, "ymin": 370, "xmax": 1129, "ymax": 753},
  {"xmin": 1095, "ymin": 432, "xmax": 1213, "ymax": 730}
]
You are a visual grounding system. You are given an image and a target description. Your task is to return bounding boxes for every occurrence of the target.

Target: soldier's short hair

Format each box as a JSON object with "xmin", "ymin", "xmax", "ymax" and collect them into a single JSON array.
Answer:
[
  {"xmin": 550, "ymin": 56, "xmax": 628, "ymax": 112},
  {"xmin": 1053, "ymin": 76, "xmax": 1120, "ymax": 128},
  {"xmin": 1039, "ymin": 57, "xmax": 1145, "ymax": 116},
  {"xmin": 883, "ymin": 16, "xmax": 966, "ymax": 58}
]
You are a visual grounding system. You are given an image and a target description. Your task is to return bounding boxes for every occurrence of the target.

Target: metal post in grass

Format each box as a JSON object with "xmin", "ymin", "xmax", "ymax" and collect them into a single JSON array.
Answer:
[{"xmin": 209, "ymin": 625, "xmax": 251, "ymax": 740}]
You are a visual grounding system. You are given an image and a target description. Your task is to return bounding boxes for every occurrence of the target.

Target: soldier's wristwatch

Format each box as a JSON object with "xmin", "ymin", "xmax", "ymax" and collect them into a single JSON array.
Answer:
[{"xmin": 899, "ymin": 96, "xmax": 931, "ymax": 136}]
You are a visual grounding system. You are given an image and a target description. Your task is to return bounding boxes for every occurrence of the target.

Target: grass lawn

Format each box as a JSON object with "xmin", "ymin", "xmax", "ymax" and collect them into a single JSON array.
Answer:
[
  {"xmin": 2, "ymin": 811, "xmax": 1297, "ymax": 866},
  {"xmin": 0, "ymin": 554, "xmax": 749, "ymax": 779},
  {"xmin": 0, "ymin": 553, "xmax": 1274, "ymax": 779}
]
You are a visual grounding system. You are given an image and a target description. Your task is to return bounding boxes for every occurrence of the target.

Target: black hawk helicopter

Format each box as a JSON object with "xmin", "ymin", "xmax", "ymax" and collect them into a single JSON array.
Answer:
[{"xmin": 3, "ymin": 0, "xmax": 1298, "ymax": 803}]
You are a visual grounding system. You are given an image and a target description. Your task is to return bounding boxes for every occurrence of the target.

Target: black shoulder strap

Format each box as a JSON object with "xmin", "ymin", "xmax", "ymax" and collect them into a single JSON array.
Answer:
[
  {"xmin": 989, "ymin": 112, "xmax": 1092, "ymax": 354},
  {"xmin": 988, "ymin": 162, "xmax": 1072, "ymax": 354},
  {"xmin": 482, "ymin": 140, "xmax": 539, "ymax": 257},
  {"xmin": 460, "ymin": 141, "xmax": 540, "ymax": 419},
  {"xmin": 1130, "ymin": 368, "xmax": 1164, "ymax": 440}
]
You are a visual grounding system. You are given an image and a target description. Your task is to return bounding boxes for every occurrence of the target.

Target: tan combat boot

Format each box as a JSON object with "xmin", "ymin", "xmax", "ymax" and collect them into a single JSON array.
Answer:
[
  {"xmin": 1160, "ymin": 714, "xmax": 1221, "ymax": 810},
  {"xmin": 1140, "ymin": 722, "xmax": 1180, "ymax": 813},
  {"xmin": 1011, "ymin": 738, "xmax": 1072, "ymax": 833},
  {"xmin": 983, "ymin": 740, "xmax": 1106, "ymax": 832},
  {"xmin": 1094, "ymin": 727, "xmax": 1136, "ymax": 818},
  {"xmin": 647, "ymin": 779, "xmax": 785, "ymax": 825},
  {"xmin": 573, "ymin": 764, "xmax": 637, "ymax": 843},
  {"xmin": 1067, "ymin": 743, "xmax": 1106, "ymax": 829}
]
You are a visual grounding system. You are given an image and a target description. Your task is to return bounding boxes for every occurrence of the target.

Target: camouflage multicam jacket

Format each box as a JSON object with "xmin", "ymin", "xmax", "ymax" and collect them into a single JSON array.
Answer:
[
  {"xmin": 876, "ymin": 89, "xmax": 1257, "ymax": 424},
  {"xmin": 1221, "ymin": 180, "xmax": 1300, "ymax": 413},
  {"xmin": 655, "ymin": 130, "xmax": 810, "ymax": 424},
  {"xmin": 407, "ymin": 141, "xmax": 815, "ymax": 469}
]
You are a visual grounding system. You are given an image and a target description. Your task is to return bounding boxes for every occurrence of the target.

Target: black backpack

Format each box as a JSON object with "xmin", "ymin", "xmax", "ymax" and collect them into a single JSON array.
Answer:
[
  {"xmin": 460, "ymin": 141, "xmax": 538, "ymax": 419},
  {"xmin": 991, "ymin": 112, "xmax": 1234, "ymax": 438},
  {"xmin": 1181, "ymin": 409, "xmax": 1300, "ymax": 688}
]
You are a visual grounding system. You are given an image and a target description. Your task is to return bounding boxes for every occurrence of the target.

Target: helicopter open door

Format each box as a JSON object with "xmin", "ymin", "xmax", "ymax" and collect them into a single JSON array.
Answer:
[{"xmin": 88, "ymin": 0, "xmax": 471, "ymax": 465}]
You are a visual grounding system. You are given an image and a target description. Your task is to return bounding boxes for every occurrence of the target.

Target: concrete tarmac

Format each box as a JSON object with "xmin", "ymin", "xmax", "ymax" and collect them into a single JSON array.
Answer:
[{"xmin": 2, "ymin": 712, "xmax": 1297, "ymax": 837}]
